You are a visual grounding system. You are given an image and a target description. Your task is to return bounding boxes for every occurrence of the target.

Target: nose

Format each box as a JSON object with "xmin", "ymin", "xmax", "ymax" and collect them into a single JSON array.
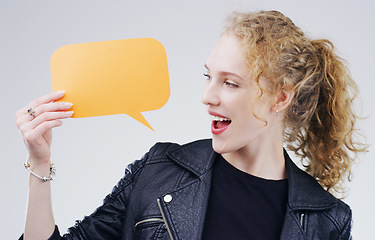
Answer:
[{"xmin": 201, "ymin": 80, "xmax": 220, "ymax": 106}]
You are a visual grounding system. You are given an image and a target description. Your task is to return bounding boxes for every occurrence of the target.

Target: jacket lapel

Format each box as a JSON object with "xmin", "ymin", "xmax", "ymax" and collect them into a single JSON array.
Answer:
[{"xmin": 159, "ymin": 139, "xmax": 216, "ymax": 239}]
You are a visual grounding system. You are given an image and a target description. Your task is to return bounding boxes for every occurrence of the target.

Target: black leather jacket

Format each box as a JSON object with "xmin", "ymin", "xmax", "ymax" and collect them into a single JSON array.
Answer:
[{"xmin": 21, "ymin": 139, "xmax": 352, "ymax": 239}]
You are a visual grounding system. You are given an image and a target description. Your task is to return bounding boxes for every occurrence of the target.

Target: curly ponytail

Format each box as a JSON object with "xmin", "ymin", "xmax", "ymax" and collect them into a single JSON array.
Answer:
[
  {"xmin": 225, "ymin": 10, "xmax": 367, "ymax": 195},
  {"xmin": 287, "ymin": 39, "xmax": 366, "ymax": 194}
]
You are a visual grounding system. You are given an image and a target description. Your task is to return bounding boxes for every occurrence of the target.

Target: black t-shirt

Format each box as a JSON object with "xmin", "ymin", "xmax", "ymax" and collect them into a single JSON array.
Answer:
[{"xmin": 202, "ymin": 154, "xmax": 288, "ymax": 240}]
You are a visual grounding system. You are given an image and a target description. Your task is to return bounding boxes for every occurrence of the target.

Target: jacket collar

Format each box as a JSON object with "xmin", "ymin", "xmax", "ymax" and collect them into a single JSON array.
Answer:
[
  {"xmin": 167, "ymin": 139, "xmax": 337, "ymax": 211},
  {"xmin": 167, "ymin": 139, "xmax": 216, "ymax": 176},
  {"xmin": 283, "ymin": 149, "xmax": 337, "ymax": 210}
]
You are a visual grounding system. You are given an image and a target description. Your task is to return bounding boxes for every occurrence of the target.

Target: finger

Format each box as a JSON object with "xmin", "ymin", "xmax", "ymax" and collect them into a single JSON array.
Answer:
[
  {"xmin": 16, "ymin": 91, "xmax": 67, "ymax": 127},
  {"xmin": 19, "ymin": 91, "xmax": 66, "ymax": 114},
  {"xmin": 23, "ymin": 120, "xmax": 63, "ymax": 143},
  {"xmin": 33, "ymin": 119, "xmax": 63, "ymax": 140},
  {"xmin": 16, "ymin": 103, "xmax": 73, "ymax": 135},
  {"xmin": 16, "ymin": 110, "xmax": 32, "ymax": 129},
  {"xmin": 16, "ymin": 108, "xmax": 39, "ymax": 130},
  {"xmin": 28, "ymin": 111, "xmax": 74, "ymax": 130},
  {"xmin": 16, "ymin": 113, "xmax": 34, "ymax": 130},
  {"xmin": 17, "ymin": 101, "xmax": 73, "ymax": 127},
  {"xmin": 41, "ymin": 101, "xmax": 73, "ymax": 112},
  {"xmin": 30, "ymin": 101, "xmax": 73, "ymax": 118},
  {"xmin": 18, "ymin": 111, "xmax": 72, "ymax": 135}
]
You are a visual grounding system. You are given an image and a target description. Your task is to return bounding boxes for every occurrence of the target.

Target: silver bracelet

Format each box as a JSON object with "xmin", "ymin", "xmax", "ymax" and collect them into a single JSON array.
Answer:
[{"xmin": 24, "ymin": 161, "xmax": 56, "ymax": 182}]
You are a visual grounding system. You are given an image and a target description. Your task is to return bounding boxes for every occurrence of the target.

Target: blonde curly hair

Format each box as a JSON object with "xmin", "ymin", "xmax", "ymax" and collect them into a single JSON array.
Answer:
[{"xmin": 225, "ymin": 10, "xmax": 367, "ymax": 195}]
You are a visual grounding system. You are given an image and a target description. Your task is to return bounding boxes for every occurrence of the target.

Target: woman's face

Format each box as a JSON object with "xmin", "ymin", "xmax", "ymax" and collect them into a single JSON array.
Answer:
[{"xmin": 201, "ymin": 33, "xmax": 277, "ymax": 154}]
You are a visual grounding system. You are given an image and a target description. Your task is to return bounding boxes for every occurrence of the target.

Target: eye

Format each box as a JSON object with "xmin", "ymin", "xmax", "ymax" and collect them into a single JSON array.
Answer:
[
  {"xmin": 224, "ymin": 81, "xmax": 239, "ymax": 88},
  {"xmin": 203, "ymin": 73, "xmax": 211, "ymax": 80}
]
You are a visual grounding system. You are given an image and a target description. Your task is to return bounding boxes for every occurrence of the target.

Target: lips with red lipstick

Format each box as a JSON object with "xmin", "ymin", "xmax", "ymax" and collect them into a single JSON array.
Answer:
[{"xmin": 209, "ymin": 111, "xmax": 232, "ymax": 134}]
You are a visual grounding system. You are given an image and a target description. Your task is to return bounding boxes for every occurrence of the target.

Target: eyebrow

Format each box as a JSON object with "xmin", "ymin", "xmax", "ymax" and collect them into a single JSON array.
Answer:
[{"xmin": 204, "ymin": 64, "xmax": 245, "ymax": 81}]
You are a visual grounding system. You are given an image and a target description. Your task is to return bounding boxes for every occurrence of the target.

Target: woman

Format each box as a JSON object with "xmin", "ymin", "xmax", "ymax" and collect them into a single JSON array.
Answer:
[{"xmin": 17, "ymin": 10, "xmax": 365, "ymax": 239}]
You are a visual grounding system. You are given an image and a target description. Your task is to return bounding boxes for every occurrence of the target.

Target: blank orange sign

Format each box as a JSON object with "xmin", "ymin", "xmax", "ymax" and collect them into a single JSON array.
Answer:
[{"xmin": 51, "ymin": 38, "xmax": 170, "ymax": 131}]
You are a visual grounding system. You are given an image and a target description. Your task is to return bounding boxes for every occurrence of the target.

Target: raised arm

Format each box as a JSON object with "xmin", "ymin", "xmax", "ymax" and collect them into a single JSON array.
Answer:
[{"xmin": 16, "ymin": 91, "xmax": 73, "ymax": 240}]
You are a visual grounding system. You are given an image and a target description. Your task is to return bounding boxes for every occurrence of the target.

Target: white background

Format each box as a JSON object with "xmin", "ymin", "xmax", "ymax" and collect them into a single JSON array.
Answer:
[{"xmin": 1, "ymin": 0, "xmax": 374, "ymax": 239}]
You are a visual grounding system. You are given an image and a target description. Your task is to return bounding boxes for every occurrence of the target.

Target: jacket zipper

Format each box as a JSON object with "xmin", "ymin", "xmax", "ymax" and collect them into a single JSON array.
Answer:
[
  {"xmin": 157, "ymin": 198, "xmax": 174, "ymax": 240},
  {"xmin": 135, "ymin": 218, "xmax": 164, "ymax": 228},
  {"xmin": 300, "ymin": 213, "xmax": 305, "ymax": 229}
]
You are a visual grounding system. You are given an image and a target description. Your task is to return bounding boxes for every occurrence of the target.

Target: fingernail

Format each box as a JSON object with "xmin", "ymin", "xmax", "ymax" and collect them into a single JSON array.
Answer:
[
  {"xmin": 64, "ymin": 103, "xmax": 73, "ymax": 107},
  {"xmin": 66, "ymin": 111, "xmax": 74, "ymax": 115},
  {"xmin": 56, "ymin": 90, "xmax": 65, "ymax": 95}
]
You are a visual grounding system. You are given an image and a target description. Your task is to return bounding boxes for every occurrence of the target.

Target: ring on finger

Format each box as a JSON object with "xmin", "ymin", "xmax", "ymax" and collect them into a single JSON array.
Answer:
[{"xmin": 27, "ymin": 107, "xmax": 36, "ymax": 118}]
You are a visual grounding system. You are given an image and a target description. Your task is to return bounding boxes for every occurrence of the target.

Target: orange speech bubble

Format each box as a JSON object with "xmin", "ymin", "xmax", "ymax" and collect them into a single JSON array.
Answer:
[{"xmin": 51, "ymin": 38, "xmax": 170, "ymax": 131}]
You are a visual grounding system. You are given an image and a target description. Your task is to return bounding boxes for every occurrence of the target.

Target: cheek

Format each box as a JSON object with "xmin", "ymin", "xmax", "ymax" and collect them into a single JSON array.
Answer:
[
  {"xmin": 248, "ymin": 95, "xmax": 274, "ymax": 121},
  {"xmin": 229, "ymin": 91, "xmax": 270, "ymax": 126},
  {"xmin": 238, "ymin": 105, "xmax": 269, "ymax": 131}
]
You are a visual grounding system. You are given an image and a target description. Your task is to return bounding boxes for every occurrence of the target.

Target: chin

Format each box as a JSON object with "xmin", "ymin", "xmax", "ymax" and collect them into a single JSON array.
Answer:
[{"xmin": 211, "ymin": 138, "xmax": 232, "ymax": 154}]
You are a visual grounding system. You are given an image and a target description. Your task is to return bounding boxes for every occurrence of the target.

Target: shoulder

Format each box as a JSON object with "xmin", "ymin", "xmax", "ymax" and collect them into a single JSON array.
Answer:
[
  {"xmin": 147, "ymin": 139, "xmax": 212, "ymax": 158},
  {"xmin": 304, "ymin": 196, "xmax": 352, "ymax": 239},
  {"xmin": 121, "ymin": 138, "xmax": 214, "ymax": 176},
  {"xmin": 284, "ymin": 151, "xmax": 352, "ymax": 237},
  {"xmin": 325, "ymin": 197, "xmax": 352, "ymax": 235},
  {"xmin": 110, "ymin": 139, "xmax": 213, "ymax": 203}
]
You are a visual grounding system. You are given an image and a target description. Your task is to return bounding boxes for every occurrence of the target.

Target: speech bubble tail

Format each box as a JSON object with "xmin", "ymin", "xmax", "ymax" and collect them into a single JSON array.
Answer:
[{"xmin": 127, "ymin": 112, "xmax": 154, "ymax": 131}]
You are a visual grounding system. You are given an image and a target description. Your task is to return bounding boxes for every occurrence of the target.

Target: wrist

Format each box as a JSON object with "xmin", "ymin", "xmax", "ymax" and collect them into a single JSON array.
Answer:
[
  {"xmin": 27, "ymin": 155, "xmax": 51, "ymax": 167},
  {"xmin": 25, "ymin": 159, "xmax": 56, "ymax": 182}
]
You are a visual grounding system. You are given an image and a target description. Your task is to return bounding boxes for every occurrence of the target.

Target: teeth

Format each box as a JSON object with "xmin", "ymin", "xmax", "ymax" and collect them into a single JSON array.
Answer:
[{"xmin": 210, "ymin": 115, "xmax": 231, "ymax": 121}]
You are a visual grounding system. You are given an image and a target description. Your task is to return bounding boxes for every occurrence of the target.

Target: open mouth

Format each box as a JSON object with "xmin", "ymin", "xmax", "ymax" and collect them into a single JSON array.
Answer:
[
  {"xmin": 210, "ymin": 115, "xmax": 232, "ymax": 134},
  {"xmin": 212, "ymin": 116, "xmax": 231, "ymax": 128}
]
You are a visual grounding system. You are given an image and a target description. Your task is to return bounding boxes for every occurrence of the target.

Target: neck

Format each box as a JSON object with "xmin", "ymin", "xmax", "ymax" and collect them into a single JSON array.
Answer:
[{"xmin": 222, "ymin": 129, "xmax": 287, "ymax": 180}]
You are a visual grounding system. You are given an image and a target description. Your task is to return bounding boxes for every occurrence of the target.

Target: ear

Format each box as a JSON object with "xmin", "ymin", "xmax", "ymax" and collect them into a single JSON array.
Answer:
[{"xmin": 272, "ymin": 86, "xmax": 295, "ymax": 113}]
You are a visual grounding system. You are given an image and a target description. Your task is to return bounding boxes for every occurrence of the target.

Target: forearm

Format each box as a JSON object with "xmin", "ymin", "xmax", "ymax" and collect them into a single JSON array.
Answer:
[
  {"xmin": 16, "ymin": 91, "xmax": 72, "ymax": 240},
  {"xmin": 24, "ymin": 160, "xmax": 55, "ymax": 240}
]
